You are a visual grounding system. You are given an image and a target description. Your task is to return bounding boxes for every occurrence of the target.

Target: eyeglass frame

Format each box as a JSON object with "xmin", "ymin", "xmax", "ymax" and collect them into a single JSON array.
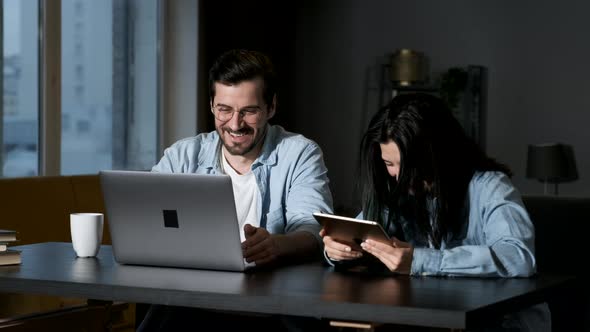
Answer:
[{"xmin": 210, "ymin": 103, "xmax": 268, "ymax": 124}]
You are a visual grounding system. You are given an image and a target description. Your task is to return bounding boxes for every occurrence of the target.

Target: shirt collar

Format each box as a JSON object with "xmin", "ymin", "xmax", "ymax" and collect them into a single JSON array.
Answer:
[
  {"xmin": 197, "ymin": 133, "xmax": 222, "ymax": 170},
  {"xmin": 253, "ymin": 124, "xmax": 278, "ymax": 167}
]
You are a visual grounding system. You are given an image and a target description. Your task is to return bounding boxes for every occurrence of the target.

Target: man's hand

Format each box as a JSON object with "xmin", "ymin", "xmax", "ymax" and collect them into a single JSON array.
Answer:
[
  {"xmin": 319, "ymin": 228, "xmax": 363, "ymax": 261},
  {"xmin": 360, "ymin": 237, "xmax": 413, "ymax": 274},
  {"xmin": 242, "ymin": 224, "xmax": 282, "ymax": 266}
]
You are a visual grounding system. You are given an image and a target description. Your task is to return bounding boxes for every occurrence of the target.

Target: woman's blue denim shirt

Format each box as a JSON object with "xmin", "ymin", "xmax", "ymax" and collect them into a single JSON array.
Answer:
[
  {"xmin": 409, "ymin": 171, "xmax": 536, "ymax": 277},
  {"xmin": 343, "ymin": 171, "xmax": 536, "ymax": 277}
]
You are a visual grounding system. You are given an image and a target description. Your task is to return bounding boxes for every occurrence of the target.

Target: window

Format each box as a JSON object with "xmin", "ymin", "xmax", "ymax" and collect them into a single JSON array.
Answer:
[
  {"xmin": 1, "ymin": 0, "xmax": 162, "ymax": 177},
  {"xmin": 74, "ymin": 1, "xmax": 83, "ymax": 15},
  {"xmin": 1, "ymin": 0, "xmax": 39, "ymax": 177},
  {"xmin": 60, "ymin": 0, "xmax": 159, "ymax": 174},
  {"xmin": 76, "ymin": 119, "xmax": 90, "ymax": 134},
  {"xmin": 74, "ymin": 42, "xmax": 82, "ymax": 56},
  {"xmin": 74, "ymin": 64, "xmax": 83, "ymax": 80}
]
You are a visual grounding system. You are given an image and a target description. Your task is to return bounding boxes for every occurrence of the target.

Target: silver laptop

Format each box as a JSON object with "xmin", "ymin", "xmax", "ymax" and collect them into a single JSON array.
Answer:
[{"xmin": 100, "ymin": 170, "xmax": 246, "ymax": 272}]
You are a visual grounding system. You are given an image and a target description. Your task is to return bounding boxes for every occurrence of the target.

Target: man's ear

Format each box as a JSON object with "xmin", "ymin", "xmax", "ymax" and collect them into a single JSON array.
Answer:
[{"xmin": 267, "ymin": 95, "xmax": 277, "ymax": 119}]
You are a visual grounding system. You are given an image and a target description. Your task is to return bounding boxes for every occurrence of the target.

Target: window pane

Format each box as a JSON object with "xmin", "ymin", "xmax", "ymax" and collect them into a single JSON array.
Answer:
[
  {"xmin": 1, "ymin": 0, "xmax": 39, "ymax": 177},
  {"xmin": 61, "ymin": 0, "xmax": 159, "ymax": 175}
]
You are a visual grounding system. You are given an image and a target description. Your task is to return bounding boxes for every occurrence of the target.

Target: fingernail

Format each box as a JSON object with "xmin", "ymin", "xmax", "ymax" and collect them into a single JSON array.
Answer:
[
  {"xmin": 345, "ymin": 247, "xmax": 351, "ymax": 252},
  {"xmin": 360, "ymin": 242, "xmax": 367, "ymax": 248},
  {"xmin": 356, "ymin": 252, "xmax": 363, "ymax": 257}
]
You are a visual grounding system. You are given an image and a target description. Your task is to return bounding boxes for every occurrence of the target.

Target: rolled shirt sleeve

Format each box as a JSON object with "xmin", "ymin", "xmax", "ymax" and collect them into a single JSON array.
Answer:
[{"xmin": 283, "ymin": 143, "xmax": 333, "ymax": 244}]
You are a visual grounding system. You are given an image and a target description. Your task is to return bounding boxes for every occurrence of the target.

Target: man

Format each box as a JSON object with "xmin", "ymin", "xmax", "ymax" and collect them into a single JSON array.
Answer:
[
  {"xmin": 152, "ymin": 49, "xmax": 333, "ymax": 265},
  {"xmin": 138, "ymin": 49, "xmax": 333, "ymax": 331}
]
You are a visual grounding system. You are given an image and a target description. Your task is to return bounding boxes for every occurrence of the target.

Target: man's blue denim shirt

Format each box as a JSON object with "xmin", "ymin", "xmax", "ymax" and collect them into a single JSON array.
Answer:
[{"xmin": 151, "ymin": 125, "xmax": 334, "ymax": 245}]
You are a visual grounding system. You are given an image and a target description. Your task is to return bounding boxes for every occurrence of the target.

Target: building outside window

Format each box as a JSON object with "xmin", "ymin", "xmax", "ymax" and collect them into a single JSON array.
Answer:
[
  {"xmin": 1, "ymin": 0, "xmax": 160, "ymax": 177},
  {"xmin": 1, "ymin": 0, "xmax": 39, "ymax": 177},
  {"xmin": 61, "ymin": 0, "xmax": 159, "ymax": 174}
]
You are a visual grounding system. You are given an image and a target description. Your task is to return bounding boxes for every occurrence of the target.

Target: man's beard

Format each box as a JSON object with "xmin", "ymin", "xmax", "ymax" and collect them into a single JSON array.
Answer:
[{"xmin": 221, "ymin": 125, "xmax": 267, "ymax": 156}]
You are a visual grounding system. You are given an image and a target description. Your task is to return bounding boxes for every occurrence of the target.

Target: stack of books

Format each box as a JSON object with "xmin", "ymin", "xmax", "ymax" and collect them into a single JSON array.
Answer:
[{"xmin": 0, "ymin": 229, "xmax": 21, "ymax": 265}]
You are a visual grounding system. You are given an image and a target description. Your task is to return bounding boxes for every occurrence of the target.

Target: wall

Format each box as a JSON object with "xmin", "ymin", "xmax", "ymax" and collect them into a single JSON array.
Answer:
[
  {"xmin": 290, "ymin": 0, "xmax": 590, "ymax": 213},
  {"xmin": 200, "ymin": 0, "xmax": 297, "ymax": 133},
  {"xmin": 162, "ymin": 0, "xmax": 198, "ymax": 149}
]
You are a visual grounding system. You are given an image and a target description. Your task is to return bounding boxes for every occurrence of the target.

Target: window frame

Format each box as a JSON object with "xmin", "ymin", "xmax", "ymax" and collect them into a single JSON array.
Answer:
[
  {"xmin": 39, "ymin": 0, "xmax": 61, "ymax": 175},
  {"xmin": 1, "ymin": 0, "xmax": 200, "ymax": 176}
]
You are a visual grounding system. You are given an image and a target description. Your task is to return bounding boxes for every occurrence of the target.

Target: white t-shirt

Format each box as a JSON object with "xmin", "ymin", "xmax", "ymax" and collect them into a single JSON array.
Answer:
[{"xmin": 222, "ymin": 154, "xmax": 260, "ymax": 242}]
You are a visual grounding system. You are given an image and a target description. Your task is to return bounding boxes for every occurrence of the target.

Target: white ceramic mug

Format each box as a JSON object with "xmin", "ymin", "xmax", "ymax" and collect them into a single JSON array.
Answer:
[{"xmin": 70, "ymin": 213, "xmax": 104, "ymax": 257}]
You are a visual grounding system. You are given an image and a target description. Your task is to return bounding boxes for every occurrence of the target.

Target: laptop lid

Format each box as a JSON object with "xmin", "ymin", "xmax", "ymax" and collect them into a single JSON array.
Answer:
[{"xmin": 99, "ymin": 170, "xmax": 246, "ymax": 272}]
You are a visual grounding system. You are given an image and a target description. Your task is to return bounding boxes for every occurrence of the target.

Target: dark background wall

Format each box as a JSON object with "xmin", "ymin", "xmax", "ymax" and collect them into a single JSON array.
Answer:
[
  {"xmin": 201, "ymin": 0, "xmax": 590, "ymax": 214},
  {"xmin": 200, "ymin": 0, "xmax": 297, "ymax": 131}
]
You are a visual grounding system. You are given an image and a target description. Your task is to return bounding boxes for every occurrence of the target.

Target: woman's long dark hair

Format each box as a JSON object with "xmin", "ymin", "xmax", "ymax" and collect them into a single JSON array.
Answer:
[{"xmin": 359, "ymin": 93, "xmax": 511, "ymax": 248}]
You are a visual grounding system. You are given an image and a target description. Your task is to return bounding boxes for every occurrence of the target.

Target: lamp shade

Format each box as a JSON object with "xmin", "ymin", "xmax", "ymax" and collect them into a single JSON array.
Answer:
[{"xmin": 526, "ymin": 143, "xmax": 578, "ymax": 183}]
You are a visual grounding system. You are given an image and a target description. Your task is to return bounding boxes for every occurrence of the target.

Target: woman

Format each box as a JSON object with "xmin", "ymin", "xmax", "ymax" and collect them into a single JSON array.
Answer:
[{"xmin": 321, "ymin": 93, "xmax": 550, "ymax": 331}]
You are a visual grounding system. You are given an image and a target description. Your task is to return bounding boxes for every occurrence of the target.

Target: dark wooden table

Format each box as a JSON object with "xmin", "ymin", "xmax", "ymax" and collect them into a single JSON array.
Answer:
[{"xmin": 0, "ymin": 242, "xmax": 573, "ymax": 330}]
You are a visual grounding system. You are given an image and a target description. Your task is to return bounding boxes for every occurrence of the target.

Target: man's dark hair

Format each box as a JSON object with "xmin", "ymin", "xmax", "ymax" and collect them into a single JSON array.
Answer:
[{"xmin": 209, "ymin": 49, "xmax": 277, "ymax": 108}]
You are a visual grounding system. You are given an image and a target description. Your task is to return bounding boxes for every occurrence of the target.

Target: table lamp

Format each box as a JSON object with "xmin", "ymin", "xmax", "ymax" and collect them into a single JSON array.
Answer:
[
  {"xmin": 390, "ymin": 49, "xmax": 429, "ymax": 87},
  {"xmin": 526, "ymin": 143, "xmax": 578, "ymax": 195}
]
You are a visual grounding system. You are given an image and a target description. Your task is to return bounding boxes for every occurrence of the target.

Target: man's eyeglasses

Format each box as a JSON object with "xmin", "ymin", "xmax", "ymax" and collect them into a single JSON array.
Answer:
[{"xmin": 211, "ymin": 105, "xmax": 265, "ymax": 124}]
